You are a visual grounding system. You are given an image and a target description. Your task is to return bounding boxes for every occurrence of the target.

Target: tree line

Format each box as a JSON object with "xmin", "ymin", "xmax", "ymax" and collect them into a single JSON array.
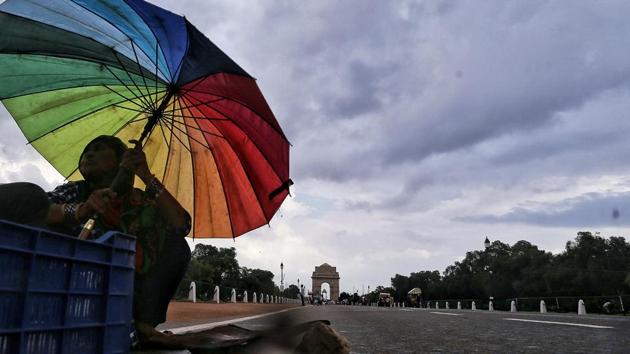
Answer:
[
  {"xmin": 175, "ymin": 244, "xmax": 301, "ymax": 300},
  {"xmin": 367, "ymin": 232, "xmax": 630, "ymax": 306}
]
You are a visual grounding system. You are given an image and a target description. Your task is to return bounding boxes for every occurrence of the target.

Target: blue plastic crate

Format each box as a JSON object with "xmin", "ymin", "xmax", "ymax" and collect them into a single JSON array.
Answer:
[{"xmin": 0, "ymin": 220, "xmax": 135, "ymax": 354}]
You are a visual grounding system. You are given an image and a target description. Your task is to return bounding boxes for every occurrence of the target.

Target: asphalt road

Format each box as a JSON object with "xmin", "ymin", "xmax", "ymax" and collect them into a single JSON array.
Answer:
[{"xmin": 235, "ymin": 305, "xmax": 630, "ymax": 353}]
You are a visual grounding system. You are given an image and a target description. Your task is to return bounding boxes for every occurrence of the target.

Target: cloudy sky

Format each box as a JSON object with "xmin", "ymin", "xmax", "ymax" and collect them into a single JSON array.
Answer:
[{"xmin": 2, "ymin": 0, "xmax": 630, "ymax": 295}]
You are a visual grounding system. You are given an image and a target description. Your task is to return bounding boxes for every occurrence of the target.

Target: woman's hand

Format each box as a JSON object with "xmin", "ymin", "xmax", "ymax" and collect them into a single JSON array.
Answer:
[
  {"xmin": 78, "ymin": 188, "xmax": 117, "ymax": 219},
  {"xmin": 121, "ymin": 140, "xmax": 152, "ymax": 183}
]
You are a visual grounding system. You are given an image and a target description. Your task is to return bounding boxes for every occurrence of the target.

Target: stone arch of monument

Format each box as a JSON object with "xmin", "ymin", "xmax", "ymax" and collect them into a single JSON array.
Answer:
[{"xmin": 311, "ymin": 263, "xmax": 340, "ymax": 301}]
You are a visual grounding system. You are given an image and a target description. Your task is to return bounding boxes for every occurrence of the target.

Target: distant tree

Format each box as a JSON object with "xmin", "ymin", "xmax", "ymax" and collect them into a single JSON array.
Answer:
[
  {"xmin": 409, "ymin": 271, "xmax": 442, "ymax": 299},
  {"xmin": 391, "ymin": 232, "xmax": 630, "ymax": 304},
  {"xmin": 240, "ymin": 267, "xmax": 275, "ymax": 294},
  {"xmin": 339, "ymin": 292, "xmax": 351, "ymax": 302},
  {"xmin": 391, "ymin": 274, "xmax": 411, "ymax": 302},
  {"xmin": 283, "ymin": 284, "xmax": 300, "ymax": 299},
  {"xmin": 546, "ymin": 232, "xmax": 630, "ymax": 296}
]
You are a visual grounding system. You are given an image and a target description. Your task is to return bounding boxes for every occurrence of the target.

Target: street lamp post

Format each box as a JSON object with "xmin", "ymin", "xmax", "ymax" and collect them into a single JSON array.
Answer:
[
  {"xmin": 483, "ymin": 237, "xmax": 493, "ymax": 305},
  {"xmin": 280, "ymin": 262, "xmax": 284, "ymax": 303}
]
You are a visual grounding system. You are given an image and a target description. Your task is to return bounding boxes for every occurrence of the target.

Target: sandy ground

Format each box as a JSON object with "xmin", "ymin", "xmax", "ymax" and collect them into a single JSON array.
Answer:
[{"xmin": 160, "ymin": 301, "xmax": 301, "ymax": 329}]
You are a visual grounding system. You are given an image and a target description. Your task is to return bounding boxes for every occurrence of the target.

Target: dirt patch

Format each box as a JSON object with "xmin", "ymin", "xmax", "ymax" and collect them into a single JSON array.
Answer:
[{"xmin": 161, "ymin": 301, "xmax": 301, "ymax": 329}]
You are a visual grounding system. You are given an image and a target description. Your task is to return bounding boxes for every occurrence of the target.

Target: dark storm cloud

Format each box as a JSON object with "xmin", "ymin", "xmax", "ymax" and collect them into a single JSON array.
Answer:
[
  {"xmin": 325, "ymin": 59, "xmax": 387, "ymax": 118},
  {"xmin": 264, "ymin": 0, "xmax": 630, "ymax": 181},
  {"xmin": 458, "ymin": 191, "xmax": 630, "ymax": 227}
]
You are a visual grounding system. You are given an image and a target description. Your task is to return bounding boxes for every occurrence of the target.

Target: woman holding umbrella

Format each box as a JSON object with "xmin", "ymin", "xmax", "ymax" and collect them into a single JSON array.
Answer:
[{"xmin": 0, "ymin": 135, "xmax": 192, "ymax": 345}]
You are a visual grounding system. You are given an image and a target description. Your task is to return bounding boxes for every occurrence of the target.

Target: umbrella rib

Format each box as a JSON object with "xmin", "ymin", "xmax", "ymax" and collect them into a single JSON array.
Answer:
[
  {"xmin": 154, "ymin": 42, "xmax": 160, "ymax": 108},
  {"xmin": 177, "ymin": 99, "xmax": 236, "ymax": 238},
  {"xmin": 101, "ymin": 65, "xmax": 151, "ymax": 110},
  {"xmin": 171, "ymin": 21, "xmax": 191, "ymax": 84},
  {"xmin": 161, "ymin": 113, "xmax": 228, "ymax": 121},
  {"xmin": 112, "ymin": 104, "xmax": 150, "ymax": 114},
  {"xmin": 179, "ymin": 97, "xmax": 272, "ymax": 225},
  {"xmin": 178, "ymin": 75, "xmax": 209, "ymax": 97},
  {"xmin": 156, "ymin": 119, "xmax": 171, "ymax": 150},
  {"xmin": 130, "ymin": 41, "xmax": 156, "ymax": 111},
  {"xmin": 174, "ymin": 96, "xmax": 226, "ymax": 111},
  {"xmin": 185, "ymin": 87, "xmax": 290, "ymax": 144},
  {"xmin": 159, "ymin": 115, "xmax": 191, "ymax": 153},
  {"xmin": 102, "ymin": 84, "xmax": 146, "ymax": 110},
  {"xmin": 27, "ymin": 96, "xmax": 144, "ymax": 145},
  {"xmin": 180, "ymin": 95, "xmax": 288, "ymax": 191},
  {"xmin": 175, "ymin": 100, "xmax": 201, "ymax": 238},
  {"xmin": 111, "ymin": 51, "xmax": 153, "ymax": 109},
  {"xmin": 159, "ymin": 101, "xmax": 177, "ymax": 184},
  {"xmin": 163, "ymin": 113, "xmax": 227, "ymax": 140},
  {"xmin": 163, "ymin": 116, "xmax": 211, "ymax": 149},
  {"xmin": 66, "ymin": 0, "xmax": 170, "ymax": 81},
  {"xmin": 170, "ymin": 97, "xmax": 229, "ymax": 139}
]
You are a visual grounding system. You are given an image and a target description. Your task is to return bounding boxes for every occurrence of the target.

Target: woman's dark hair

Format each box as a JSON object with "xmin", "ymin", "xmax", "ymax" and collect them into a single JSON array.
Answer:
[{"xmin": 79, "ymin": 135, "xmax": 128, "ymax": 165}]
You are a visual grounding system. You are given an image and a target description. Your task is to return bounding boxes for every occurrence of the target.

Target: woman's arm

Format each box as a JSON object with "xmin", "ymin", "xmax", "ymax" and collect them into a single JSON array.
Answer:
[
  {"xmin": 46, "ymin": 186, "xmax": 118, "ymax": 226},
  {"xmin": 121, "ymin": 145, "xmax": 190, "ymax": 230}
]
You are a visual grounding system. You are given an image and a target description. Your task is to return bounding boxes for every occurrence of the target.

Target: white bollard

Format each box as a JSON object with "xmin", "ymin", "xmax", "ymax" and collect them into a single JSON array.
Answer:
[
  {"xmin": 435, "ymin": 302, "xmax": 439, "ymax": 309},
  {"xmin": 243, "ymin": 291, "xmax": 248, "ymax": 303},
  {"xmin": 578, "ymin": 299, "xmax": 587, "ymax": 315},
  {"xmin": 472, "ymin": 301, "xmax": 476, "ymax": 311},
  {"xmin": 253, "ymin": 293, "xmax": 257, "ymax": 303},
  {"xmin": 540, "ymin": 300, "xmax": 547, "ymax": 313},
  {"xmin": 489, "ymin": 300, "xmax": 494, "ymax": 311},
  {"xmin": 510, "ymin": 300, "xmax": 517, "ymax": 312},
  {"xmin": 188, "ymin": 282, "xmax": 196, "ymax": 303},
  {"xmin": 231, "ymin": 288, "xmax": 236, "ymax": 303},
  {"xmin": 213, "ymin": 286, "xmax": 220, "ymax": 304},
  {"xmin": 457, "ymin": 301, "xmax": 461, "ymax": 310},
  {"xmin": 446, "ymin": 302, "xmax": 450, "ymax": 310},
  {"xmin": 266, "ymin": 294, "xmax": 269, "ymax": 303},
  {"xmin": 403, "ymin": 302, "xmax": 405, "ymax": 308}
]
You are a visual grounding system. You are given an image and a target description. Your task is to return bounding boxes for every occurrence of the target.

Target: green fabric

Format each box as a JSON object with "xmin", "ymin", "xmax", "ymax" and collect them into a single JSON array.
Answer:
[
  {"xmin": 0, "ymin": 54, "xmax": 163, "ymax": 98},
  {"xmin": 29, "ymin": 102, "xmax": 142, "ymax": 177}
]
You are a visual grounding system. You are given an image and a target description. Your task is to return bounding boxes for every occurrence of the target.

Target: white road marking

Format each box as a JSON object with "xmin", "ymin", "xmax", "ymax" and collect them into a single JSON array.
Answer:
[
  {"xmin": 430, "ymin": 312, "xmax": 461, "ymax": 316},
  {"xmin": 504, "ymin": 318, "xmax": 613, "ymax": 329},
  {"xmin": 166, "ymin": 306, "xmax": 304, "ymax": 334}
]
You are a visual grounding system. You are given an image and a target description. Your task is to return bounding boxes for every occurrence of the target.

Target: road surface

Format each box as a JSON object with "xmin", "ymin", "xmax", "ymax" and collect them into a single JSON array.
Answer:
[{"xmin": 229, "ymin": 305, "xmax": 630, "ymax": 353}]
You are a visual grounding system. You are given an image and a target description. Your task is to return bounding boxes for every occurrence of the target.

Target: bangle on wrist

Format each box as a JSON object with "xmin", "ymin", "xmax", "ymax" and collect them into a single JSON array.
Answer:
[
  {"xmin": 63, "ymin": 203, "xmax": 78, "ymax": 223},
  {"xmin": 145, "ymin": 175, "xmax": 165, "ymax": 201}
]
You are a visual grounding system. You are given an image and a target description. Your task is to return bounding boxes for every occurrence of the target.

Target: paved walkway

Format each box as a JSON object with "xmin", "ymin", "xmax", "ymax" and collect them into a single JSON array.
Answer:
[{"xmin": 158, "ymin": 301, "xmax": 301, "ymax": 330}]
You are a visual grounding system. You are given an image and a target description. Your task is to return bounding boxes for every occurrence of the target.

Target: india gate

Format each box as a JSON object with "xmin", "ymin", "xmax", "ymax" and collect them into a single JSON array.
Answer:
[{"xmin": 311, "ymin": 263, "xmax": 340, "ymax": 300}]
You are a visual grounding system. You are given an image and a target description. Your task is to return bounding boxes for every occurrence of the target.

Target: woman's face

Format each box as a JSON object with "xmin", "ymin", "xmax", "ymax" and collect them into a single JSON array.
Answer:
[{"xmin": 79, "ymin": 141, "xmax": 119, "ymax": 180}]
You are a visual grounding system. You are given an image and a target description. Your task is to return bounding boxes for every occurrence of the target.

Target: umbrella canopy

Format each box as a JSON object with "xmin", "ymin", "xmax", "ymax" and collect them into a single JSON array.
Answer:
[
  {"xmin": 0, "ymin": 0, "xmax": 291, "ymax": 238},
  {"xmin": 407, "ymin": 288, "xmax": 422, "ymax": 295}
]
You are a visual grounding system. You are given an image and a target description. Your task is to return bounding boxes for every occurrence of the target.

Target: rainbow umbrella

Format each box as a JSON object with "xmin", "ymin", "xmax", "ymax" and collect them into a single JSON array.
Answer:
[{"xmin": 0, "ymin": 0, "xmax": 292, "ymax": 238}]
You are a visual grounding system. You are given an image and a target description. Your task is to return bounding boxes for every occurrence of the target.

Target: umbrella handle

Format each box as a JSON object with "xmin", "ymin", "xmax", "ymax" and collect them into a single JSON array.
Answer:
[{"xmin": 78, "ymin": 215, "xmax": 97, "ymax": 240}]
